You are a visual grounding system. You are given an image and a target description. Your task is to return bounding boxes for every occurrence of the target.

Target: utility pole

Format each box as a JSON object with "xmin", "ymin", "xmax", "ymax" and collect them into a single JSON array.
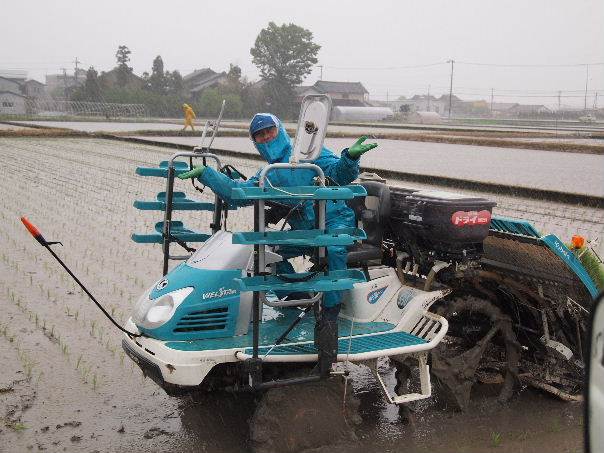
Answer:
[
  {"xmin": 490, "ymin": 88, "xmax": 494, "ymax": 115},
  {"xmin": 318, "ymin": 65, "xmax": 323, "ymax": 81},
  {"xmin": 61, "ymin": 68, "xmax": 68, "ymax": 99},
  {"xmin": 73, "ymin": 57, "xmax": 80, "ymax": 83},
  {"xmin": 558, "ymin": 90, "xmax": 562, "ymax": 111},
  {"xmin": 386, "ymin": 90, "xmax": 389, "ymax": 103},
  {"xmin": 427, "ymin": 84, "xmax": 431, "ymax": 111},
  {"xmin": 584, "ymin": 64, "xmax": 589, "ymax": 111},
  {"xmin": 594, "ymin": 92, "xmax": 599, "ymax": 110},
  {"xmin": 447, "ymin": 59, "xmax": 455, "ymax": 120}
]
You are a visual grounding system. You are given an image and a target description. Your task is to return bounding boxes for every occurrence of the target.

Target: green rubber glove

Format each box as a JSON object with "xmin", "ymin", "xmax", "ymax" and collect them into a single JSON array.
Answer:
[
  {"xmin": 177, "ymin": 165, "xmax": 207, "ymax": 180},
  {"xmin": 347, "ymin": 136, "xmax": 378, "ymax": 159}
]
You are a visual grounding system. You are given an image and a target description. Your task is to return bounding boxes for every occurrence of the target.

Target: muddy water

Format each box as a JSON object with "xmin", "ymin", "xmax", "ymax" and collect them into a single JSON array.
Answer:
[
  {"xmin": 0, "ymin": 137, "xmax": 585, "ymax": 452},
  {"xmin": 128, "ymin": 135, "xmax": 604, "ymax": 197}
]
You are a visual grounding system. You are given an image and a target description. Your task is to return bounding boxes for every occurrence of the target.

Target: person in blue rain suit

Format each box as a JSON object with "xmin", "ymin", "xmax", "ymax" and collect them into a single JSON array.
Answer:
[{"xmin": 178, "ymin": 113, "xmax": 377, "ymax": 374}]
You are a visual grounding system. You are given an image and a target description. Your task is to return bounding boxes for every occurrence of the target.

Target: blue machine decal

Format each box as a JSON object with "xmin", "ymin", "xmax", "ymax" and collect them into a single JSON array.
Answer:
[
  {"xmin": 367, "ymin": 287, "xmax": 387, "ymax": 304},
  {"xmin": 397, "ymin": 287, "xmax": 422, "ymax": 309},
  {"xmin": 140, "ymin": 263, "xmax": 242, "ymax": 341},
  {"xmin": 541, "ymin": 234, "xmax": 599, "ymax": 299}
]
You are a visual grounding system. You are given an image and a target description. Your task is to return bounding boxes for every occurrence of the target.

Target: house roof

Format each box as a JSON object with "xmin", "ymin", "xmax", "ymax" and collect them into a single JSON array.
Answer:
[
  {"xmin": 183, "ymin": 68, "xmax": 228, "ymax": 93},
  {"xmin": 0, "ymin": 70, "xmax": 27, "ymax": 81},
  {"xmin": 511, "ymin": 104, "xmax": 550, "ymax": 112},
  {"xmin": 313, "ymin": 81, "xmax": 368, "ymax": 95},
  {"xmin": 0, "ymin": 90, "xmax": 27, "ymax": 98},
  {"xmin": 0, "ymin": 76, "xmax": 21, "ymax": 86},
  {"xmin": 410, "ymin": 94, "xmax": 438, "ymax": 101},
  {"xmin": 437, "ymin": 94, "xmax": 461, "ymax": 102},
  {"xmin": 188, "ymin": 72, "xmax": 227, "ymax": 93},
  {"xmin": 24, "ymin": 79, "xmax": 45, "ymax": 86},
  {"xmin": 183, "ymin": 68, "xmax": 217, "ymax": 82},
  {"xmin": 491, "ymin": 102, "xmax": 519, "ymax": 111}
]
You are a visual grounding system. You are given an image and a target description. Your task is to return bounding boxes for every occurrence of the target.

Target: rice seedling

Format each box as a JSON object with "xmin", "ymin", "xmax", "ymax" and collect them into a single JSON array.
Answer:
[
  {"xmin": 24, "ymin": 362, "xmax": 34, "ymax": 380},
  {"xmin": 4, "ymin": 420, "xmax": 28, "ymax": 432},
  {"xmin": 548, "ymin": 417, "xmax": 563, "ymax": 433},
  {"xmin": 490, "ymin": 431, "xmax": 502, "ymax": 448}
]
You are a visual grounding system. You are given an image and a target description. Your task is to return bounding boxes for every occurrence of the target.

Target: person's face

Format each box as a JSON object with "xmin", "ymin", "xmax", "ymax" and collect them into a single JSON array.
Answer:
[{"xmin": 253, "ymin": 126, "xmax": 278, "ymax": 144}]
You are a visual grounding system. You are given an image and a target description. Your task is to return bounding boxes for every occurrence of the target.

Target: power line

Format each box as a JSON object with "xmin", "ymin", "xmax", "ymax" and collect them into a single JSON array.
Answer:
[
  {"xmin": 0, "ymin": 60, "xmax": 74, "ymax": 64},
  {"xmin": 323, "ymin": 62, "xmax": 446, "ymax": 70},
  {"xmin": 317, "ymin": 60, "xmax": 604, "ymax": 71},
  {"xmin": 361, "ymin": 82, "xmax": 604, "ymax": 93},
  {"xmin": 456, "ymin": 61, "xmax": 604, "ymax": 68},
  {"xmin": 370, "ymin": 92, "xmax": 600, "ymax": 99}
]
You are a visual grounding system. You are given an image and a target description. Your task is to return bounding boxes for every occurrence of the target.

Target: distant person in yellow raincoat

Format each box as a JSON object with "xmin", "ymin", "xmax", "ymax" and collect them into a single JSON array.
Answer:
[{"xmin": 182, "ymin": 104, "xmax": 196, "ymax": 131}]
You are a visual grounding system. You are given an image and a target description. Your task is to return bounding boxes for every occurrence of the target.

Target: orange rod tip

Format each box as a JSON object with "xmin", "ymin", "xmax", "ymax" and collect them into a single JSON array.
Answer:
[{"xmin": 20, "ymin": 216, "xmax": 42, "ymax": 238}]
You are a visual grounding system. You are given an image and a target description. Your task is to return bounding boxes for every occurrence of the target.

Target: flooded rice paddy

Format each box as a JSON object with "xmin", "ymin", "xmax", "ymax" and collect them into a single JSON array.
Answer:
[{"xmin": 0, "ymin": 137, "xmax": 594, "ymax": 452}]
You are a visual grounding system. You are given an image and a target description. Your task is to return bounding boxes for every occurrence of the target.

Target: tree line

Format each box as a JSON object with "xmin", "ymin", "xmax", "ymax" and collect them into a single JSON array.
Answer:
[{"xmin": 70, "ymin": 22, "xmax": 320, "ymax": 119}]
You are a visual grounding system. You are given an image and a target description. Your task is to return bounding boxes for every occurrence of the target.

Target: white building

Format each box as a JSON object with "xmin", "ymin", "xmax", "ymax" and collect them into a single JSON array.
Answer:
[
  {"xmin": 0, "ymin": 91, "xmax": 27, "ymax": 114},
  {"xmin": 397, "ymin": 95, "xmax": 448, "ymax": 115}
]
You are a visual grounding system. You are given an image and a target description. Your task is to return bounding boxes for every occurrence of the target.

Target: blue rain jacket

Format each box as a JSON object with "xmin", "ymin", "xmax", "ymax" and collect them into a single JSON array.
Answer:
[
  {"xmin": 199, "ymin": 116, "xmax": 360, "ymax": 307},
  {"xmin": 199, "ymin": 121, "xmax": 360, "ymax": 231}
]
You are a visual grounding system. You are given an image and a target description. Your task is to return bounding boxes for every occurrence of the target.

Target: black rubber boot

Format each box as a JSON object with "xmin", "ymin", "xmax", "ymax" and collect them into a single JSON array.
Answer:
[{"xmin": 316, "ymin": 305, "xmax": 340, "ymax": 377}]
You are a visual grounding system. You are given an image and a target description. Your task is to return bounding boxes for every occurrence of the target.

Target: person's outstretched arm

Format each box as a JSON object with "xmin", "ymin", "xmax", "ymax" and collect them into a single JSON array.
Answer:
[
  {"xmin": 179, "ymin": 165, "xmax": 258, "ymax": 207},
  {"xmin": 315, "ymin": 137, "xmax": 378, "ymax": 185}
]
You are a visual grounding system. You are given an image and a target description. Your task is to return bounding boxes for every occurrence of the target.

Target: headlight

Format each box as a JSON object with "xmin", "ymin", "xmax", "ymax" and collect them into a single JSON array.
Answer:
[{"xmin": 133, "ymin": 287, "xmax": 193, "ymax": 329}]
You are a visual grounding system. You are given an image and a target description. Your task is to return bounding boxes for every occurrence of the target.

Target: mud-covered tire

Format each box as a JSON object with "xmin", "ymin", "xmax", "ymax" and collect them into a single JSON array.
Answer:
[{"xmin": 430, "ymin": 296, "xmax": 521, "ymax": 411}]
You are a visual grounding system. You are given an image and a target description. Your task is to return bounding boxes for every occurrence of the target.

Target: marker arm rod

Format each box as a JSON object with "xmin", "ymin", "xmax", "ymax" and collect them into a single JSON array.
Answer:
[
  {"xmin": 43, "ymin": 244, "xmax": 143, "ymax": 338},
  {"xmin": 21, "ymin": 217, "xmax": 142, "ymax": 338}
]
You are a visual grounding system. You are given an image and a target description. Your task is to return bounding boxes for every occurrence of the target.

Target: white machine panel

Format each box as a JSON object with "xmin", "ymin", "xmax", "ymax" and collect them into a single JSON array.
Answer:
[{"xmin": 291, "ymin": 95, "xmax": 332, "ymax": 163}]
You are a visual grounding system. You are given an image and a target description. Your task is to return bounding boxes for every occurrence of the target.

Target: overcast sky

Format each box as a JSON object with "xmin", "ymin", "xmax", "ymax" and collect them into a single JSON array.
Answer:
[{"xmin": 1, "ymin": 0, "xmax": 602, "ymax": 108}]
